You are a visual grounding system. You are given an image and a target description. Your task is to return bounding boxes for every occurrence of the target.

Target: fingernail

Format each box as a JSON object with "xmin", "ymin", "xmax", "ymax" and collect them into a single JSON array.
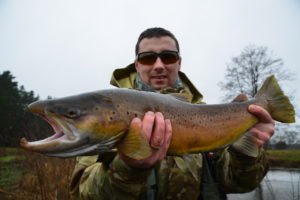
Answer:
[
  {"xmin": 131, "ymin": 117, "xmax": 141, "ymax": 123},
  {"xmin": 156, "ymin": 112, "xmax": 163, "ymax": 117},
  {"xmin": 249, "ymin": 105, "xmax": 256, "ymax": 111},
  {"xmin": 146, "ymin": 111, "xmax": 154, "ymax": 115}
]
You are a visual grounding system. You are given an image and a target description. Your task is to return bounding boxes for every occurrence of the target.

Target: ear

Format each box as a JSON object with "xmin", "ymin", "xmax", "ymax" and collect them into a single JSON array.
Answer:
[
  {"xmin": 134, "ymin": 60, "xmax": 139, "ymax": 69},
  {"xmin": 135, "ymin": 60, "xmax": 142, "ymax": 74},
  {"xmin": 178, "ymin": 57, "xmax": 182, "ymax": 70}
]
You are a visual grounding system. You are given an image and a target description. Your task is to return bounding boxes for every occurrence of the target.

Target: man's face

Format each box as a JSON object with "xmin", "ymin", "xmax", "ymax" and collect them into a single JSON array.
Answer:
[{"xmin": 135, "ymin": 36, "xmax": 181, "ymax": 90}]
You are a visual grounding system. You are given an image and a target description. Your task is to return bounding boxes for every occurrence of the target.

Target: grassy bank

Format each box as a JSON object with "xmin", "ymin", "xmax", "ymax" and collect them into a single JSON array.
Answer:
[
  {"xmin": 0, "ymin": 147, "xmax": 75, "ymax": 199},
  {"xmin": 266, "ymin": 149, "xmax": 300, "ymax": 168},
  {"xmin": 1, "ymin": 147, "xmax": 299, "ymax": 199},
  {"xmin": 0, "ymin": 148, "xmax": 25, "ymax": 189}
]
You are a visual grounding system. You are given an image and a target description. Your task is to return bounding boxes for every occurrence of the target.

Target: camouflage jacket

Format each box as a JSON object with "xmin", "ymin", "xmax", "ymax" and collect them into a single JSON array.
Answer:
[{"xmin": 70, "ymin": 64, "xmax": 268, "ymax": 200}]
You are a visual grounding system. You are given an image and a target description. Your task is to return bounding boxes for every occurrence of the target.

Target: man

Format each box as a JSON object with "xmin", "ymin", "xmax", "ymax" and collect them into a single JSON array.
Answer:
[{"xmin": 70, "ymin": 27, "xmax": 274, "ymax": 200}]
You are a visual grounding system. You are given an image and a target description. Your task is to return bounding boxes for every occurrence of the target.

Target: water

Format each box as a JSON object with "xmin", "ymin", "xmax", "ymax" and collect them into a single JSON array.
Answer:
[{"xmin": 227, "ymin": 169, "xmax": 300, "ymax": 200}]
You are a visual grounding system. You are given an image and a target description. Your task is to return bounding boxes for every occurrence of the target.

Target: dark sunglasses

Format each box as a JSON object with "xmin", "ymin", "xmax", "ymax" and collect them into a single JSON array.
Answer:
[{"xmin": 136, "ymin": 51, "xmax": 180, "ymax": 65}]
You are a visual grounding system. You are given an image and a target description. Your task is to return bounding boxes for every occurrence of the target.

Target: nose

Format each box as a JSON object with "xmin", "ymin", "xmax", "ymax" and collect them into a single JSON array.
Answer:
[{"xmin": 152, "ymin": 57, "xmax": 165, "ymax": 71}]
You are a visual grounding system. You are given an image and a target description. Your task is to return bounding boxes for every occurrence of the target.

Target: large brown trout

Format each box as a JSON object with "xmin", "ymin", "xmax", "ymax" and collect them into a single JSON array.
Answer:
[{"xmin": 20, "ymin": 75, "xmax": 295, "ymax": 159}]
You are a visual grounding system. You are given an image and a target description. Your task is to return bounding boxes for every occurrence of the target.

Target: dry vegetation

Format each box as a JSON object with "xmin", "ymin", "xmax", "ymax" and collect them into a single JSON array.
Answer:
[
  {"xmin": 0, "ymin": 148, "xmax": 76, "ymax": 200},
  {"xmin": 1, "ymin": 149, "xmax": 299, "ymax": 199}
]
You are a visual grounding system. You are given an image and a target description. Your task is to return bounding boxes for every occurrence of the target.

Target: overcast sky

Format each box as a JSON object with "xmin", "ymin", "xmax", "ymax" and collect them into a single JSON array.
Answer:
[{"xmin": 1, "ymin": 0, "xmax": 299, "ymax": 122}]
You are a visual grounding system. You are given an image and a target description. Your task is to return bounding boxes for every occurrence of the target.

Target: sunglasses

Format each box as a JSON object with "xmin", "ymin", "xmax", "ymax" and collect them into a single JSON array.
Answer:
[{"xmin": 136, "ymin": 51, "xmax": 180, "ymax": 65}]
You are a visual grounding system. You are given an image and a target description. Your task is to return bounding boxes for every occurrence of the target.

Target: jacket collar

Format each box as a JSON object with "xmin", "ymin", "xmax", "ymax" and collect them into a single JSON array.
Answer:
[{"xmin": 110, "ymin": 63, "xmax": 203, "ymax": 103}]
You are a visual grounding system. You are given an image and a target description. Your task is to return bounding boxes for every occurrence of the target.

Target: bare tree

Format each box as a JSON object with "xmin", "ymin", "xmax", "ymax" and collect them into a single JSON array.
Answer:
[
  {"xmin": 219, "ymin": 45, "xmax": 293, "ymax": 101},
  {"xmin": 219, "ymin": 44, "xmax": 298, "ymax": 147}
]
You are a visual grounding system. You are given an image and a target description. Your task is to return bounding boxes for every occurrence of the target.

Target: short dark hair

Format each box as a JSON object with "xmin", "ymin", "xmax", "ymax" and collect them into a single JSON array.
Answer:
[{"xmin": 135, "ymin": 27, "xmax": 180, "ymax": 55}]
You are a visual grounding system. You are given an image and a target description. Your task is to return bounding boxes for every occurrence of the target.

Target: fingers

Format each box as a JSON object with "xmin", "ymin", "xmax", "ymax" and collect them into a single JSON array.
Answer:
[
  {"xmin": 140, "ymin": 111, "xmax": 166, "ymax": 150},
  {"xmin": 141, "ymin": 111, "xmax": 155, "ymax": 141},
  {"xmin": 164, "ymin": 119, "xmax": 172, "ymax": 148},
  {"xmin": 248, "ymin": 105, "xmax": 275, "ymax": 147},
  {"xmin": 150, "ymin": 112, "xmax": 165, "ymax": 149},
  {"xmin": 248, "ymin": 105, "xmax": 275, "ymax": 125},
  {"xmin": 158, "ymin": 119, "xmax": 172, "ymax": 160},
  {"xmin": 249, "ymin": 127, "xmax": 272, "ymax": 147},
  {"xmin": 123, "ymin": 112, "xmax": 172, "ymax": 168}
]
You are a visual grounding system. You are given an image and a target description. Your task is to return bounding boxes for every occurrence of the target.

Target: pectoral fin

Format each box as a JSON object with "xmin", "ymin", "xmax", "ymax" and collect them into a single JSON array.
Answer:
[{"xmin": 117, "ymin": 122, "xmax": 152, "ymax": 160}]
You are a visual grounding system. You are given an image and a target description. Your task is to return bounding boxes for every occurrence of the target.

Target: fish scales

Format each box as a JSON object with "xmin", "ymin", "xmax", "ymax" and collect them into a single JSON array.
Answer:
[
  {"xmin": 20, "ymin": 75, "xmax": 295, "ymax": 159},
  {"xmin": 110, "ymin": 89, "xmax": 258, "ymax": 154}
]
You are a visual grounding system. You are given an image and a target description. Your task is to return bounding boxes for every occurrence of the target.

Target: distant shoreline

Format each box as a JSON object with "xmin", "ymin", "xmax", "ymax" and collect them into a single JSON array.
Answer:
[
  {"xmin": 269, "ymin": 167, "xmax": 300, "ymax": 171},
  {"xmin": 266, "ymin": 149, "xmax": 300, "ymax": 169}
]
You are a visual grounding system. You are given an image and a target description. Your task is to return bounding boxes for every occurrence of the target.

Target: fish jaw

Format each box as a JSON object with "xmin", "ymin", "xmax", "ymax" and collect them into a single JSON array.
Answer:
[
  {"xmin": 20, "ymin": 113, "xmax": 125, "ymax": 157},
  {"xmin": 20, "ymin": 113, "xmax": 86, "ymax": 155}
]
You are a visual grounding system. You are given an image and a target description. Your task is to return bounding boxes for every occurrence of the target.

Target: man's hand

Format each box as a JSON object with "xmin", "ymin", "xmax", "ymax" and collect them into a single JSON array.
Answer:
[
  {"xmin": 120, "ymin": 111, "xmax": 172, "ymax": 169},
  {"xmin": 248, "ymin": 105, "xmax": 275, "ymax": 147}
]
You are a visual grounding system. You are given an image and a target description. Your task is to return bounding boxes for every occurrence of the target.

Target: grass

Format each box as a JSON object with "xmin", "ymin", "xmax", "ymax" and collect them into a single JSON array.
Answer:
[
  {"xmin": 0, "ymin": 155, "xmax": 25, "ymax": 163},
  {"xmin": 0, "ymin": 147, "xmax": 76, "ymax": 199},
  {"xmin": 266, "ymin": 149, "xmax": 300, "ymax": 168},
  {"xmin": 0, "ymin": 162, "xmax": 23, "ymax": 188},
  {"xmin": 0, "ymin": 148, "xmax": 24, "ymax": 189},
  {"xmin": 0, "ymin": 147, "xmax": 299, "ymax": 199}
]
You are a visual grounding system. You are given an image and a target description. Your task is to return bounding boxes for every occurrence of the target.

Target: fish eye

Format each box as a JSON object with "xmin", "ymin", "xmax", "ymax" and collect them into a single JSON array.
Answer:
[{"xmin": 65, "ymin": 108, "xmax": 81, "ymax": 119}]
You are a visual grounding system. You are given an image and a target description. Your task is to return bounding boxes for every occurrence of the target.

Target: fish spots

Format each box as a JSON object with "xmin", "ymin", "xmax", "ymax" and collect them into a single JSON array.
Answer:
[
  {"xmin": 109, "ymin": 111, "xmax": 117, "ymax": 121},
  {"xmin": 125, "ymin": 110, "xmax": 139, "ymax": 118},
  {"xmin": 165, "ymin": 108, "xmax": 170, "ymax": 113},
  {"xmin": 179, "ymin": 113, "xmax": 190, "ymax": 124}
]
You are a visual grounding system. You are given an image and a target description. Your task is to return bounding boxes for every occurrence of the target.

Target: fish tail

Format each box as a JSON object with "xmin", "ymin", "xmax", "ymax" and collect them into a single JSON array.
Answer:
[{"xmin": 255, "ymin": 75, "xmax": 295, "ymax": 123}]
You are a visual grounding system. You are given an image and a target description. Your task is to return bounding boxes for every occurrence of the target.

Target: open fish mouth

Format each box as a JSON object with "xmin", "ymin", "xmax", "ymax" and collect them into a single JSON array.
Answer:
[
  {"xmin": 20, "ymin": 113, "xmax": 86, "ymax": 156},
  {"xmin": 20, "ymin": 111, "xmax": 124, "ymax": 158}
]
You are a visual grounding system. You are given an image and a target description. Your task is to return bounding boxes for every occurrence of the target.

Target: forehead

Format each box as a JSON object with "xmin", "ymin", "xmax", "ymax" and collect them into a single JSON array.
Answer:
[{"xmin": 138, "ymin": 36, "xmax": 178, "ymax": 53}]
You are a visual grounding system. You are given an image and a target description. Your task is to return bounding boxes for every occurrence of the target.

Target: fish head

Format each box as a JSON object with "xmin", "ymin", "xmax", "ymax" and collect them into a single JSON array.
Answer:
[{"xmin": 20, "ymin": 91, "xmax": 128, "ymax": 157}]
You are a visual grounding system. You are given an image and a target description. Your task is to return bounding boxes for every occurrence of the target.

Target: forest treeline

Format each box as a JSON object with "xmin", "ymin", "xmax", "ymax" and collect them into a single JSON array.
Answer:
[{"xmin": 0, "ymin": 70, "xmax": 51, "ymax": 146}]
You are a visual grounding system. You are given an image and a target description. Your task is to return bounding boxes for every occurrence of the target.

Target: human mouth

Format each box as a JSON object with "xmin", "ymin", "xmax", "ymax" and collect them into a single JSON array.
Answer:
[{"xmin": 151, "ymin": 75, "xmax": 167, "ymax": 81}]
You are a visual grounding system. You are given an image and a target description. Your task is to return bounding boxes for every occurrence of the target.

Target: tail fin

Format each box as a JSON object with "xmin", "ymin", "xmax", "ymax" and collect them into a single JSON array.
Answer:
[{"xmin": 255, "ymin": 75, "xmax": 295, "ymax": 123}]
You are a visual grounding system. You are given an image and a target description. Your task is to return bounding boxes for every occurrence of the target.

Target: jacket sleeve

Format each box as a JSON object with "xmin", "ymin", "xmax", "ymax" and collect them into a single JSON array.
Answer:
[
  {"xmin": 214, "ymin": 146, "xmax": 268, "ymax": 193},
  {"xmin": 70, "ymin": 154, "xmax": 152, "ymax": 199}
]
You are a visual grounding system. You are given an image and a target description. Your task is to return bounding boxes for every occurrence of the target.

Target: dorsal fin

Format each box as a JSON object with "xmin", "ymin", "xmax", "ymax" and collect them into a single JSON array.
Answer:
[
  {"xmin": 168, "ymin": 93, "xmax": 190, "ymax": 102},
  {"xmin": 231, "ymin": 94, "xmax": 248, "ymax": 103}
]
